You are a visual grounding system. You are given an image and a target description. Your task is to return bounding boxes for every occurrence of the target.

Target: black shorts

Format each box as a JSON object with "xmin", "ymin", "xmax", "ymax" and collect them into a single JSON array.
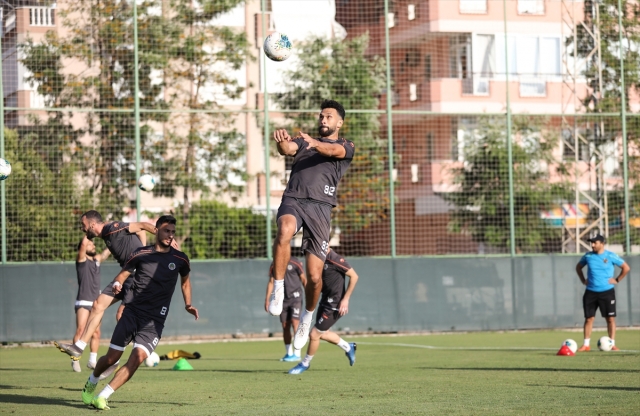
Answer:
[
  {"xmin": 109, "ymin": 307, "xmax": 164, "ymax": 357},
  {"xmin": 280, "ymin": 298, "xmax": 302, "ymax": 324},
  {"xmin": 583, "ymin": 288, "xmax": 616, "ymax": 318},
  {"xmin": 277, "ymin": 197, "xmax": 332, "ymax": 260},
  {"xmin": 314, "ymin": 305, "xmax": 341, "ymax": 332},
  {"xmin": 101, "ymin": 278, "xmax": 134, "ymax": 301}
]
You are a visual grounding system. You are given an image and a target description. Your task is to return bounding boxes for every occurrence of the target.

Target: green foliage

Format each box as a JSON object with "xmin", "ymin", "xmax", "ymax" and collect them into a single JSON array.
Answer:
[
  {"xmin": 273, "ymin": 35, "xmax": 389, "ymax": 235},
  {"xmin": 445, "ymin": 117, "xmax": 571, "ymax": 253},
  {"xmin": 3, "ymin": 129, "xmax": 80, "ymax": 261},
  {"xmin": 178, "ymin": 200, "xmax": 274, "ymax": 259}
]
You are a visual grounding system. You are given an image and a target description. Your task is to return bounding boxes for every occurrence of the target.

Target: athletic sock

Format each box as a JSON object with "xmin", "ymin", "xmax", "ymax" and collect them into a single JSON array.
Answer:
[
  {"xmin": 611, "ymin": 339, "xmax": 615, "ymax": 346},
  {"xmin": 89, "ymin": 373, "xmax": 100, "ymax": 384},
  {"xmin": 89, "ymin": 352, "xmax": 98, "ymax": 363},
  {"xmin": 97, "ymin": 384, "xmax": 115, "ymax": 400},
  {"xmin": 302, "ymin": 310, "xmax": 314, "ymax": 323},
  {"xmin": 583, "ymin": 338, "xmax": 590, "ymax": 347},
  {"xmin": 274, "ymin": 279, "xmax": 284, "ymax": 290},
  {"xmin": 301, "ymin": 354, "xmax": 314, "ymax": 367},
  {"xmin": 75, "ymin": 340, "xmax": 87, "ymax": 351},
  {"xmin": 293, "ymin": 348, "xmax": 301, "ymax": 357},
  {"xmin": 285, "ymin": 344, "xmax": 293, "ymax": 356},
  {"xmin": 337, "ymin": 338, "xmax": 351, "ymax": 352}
]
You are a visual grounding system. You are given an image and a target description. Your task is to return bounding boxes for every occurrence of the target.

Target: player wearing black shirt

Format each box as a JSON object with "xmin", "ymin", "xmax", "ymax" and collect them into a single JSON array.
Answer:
[
  {"xmin": 289, "ymin": 249, "xmax": 359, "ymax": 374},
  {"xmin": 69, "ymin": 236, "xmax": 110, "ymax": 373},
  {"xmin": 81, "ymin": 215, "xmax": 199, "ymax": 410},
  {"xmin": 55, "ymin": 210, "xmax": 158, "ymax": 361},
  {"xmin": 268, "ymin": 100, "xmax": 355, "ymax": 352},
  {"xmin": 265, "ymin": 257, "xmax": 306, "ymax": 361}
]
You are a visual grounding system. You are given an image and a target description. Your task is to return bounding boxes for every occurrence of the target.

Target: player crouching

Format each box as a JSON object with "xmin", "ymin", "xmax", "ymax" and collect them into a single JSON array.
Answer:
[
  {"xmin": 81, "ymin": 215, "xmax": 199, "ymax": 410},
  {"xmin": 289, "ymin": 249, "xmax": 359, "ymax": 374}
]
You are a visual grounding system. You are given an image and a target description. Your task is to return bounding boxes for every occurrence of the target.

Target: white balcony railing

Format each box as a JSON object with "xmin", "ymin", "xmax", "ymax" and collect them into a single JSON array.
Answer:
[{"xmin": 30, "ymin": 7, "xmax": 55, "ymax": 27}]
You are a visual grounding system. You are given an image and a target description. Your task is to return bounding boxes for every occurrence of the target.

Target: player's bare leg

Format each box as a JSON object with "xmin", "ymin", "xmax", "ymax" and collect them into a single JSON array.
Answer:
[
  {"xmin": 87, "ymin": 325, "xmax": 101, "ymax": 370},
  {"xmin": 268, "ymin": 215, "xmax": 297, "ymax": 315},
  {"xmin": 578, "ymin": 316, "xmax": 595, "ymax": 352},
  {"xmin": 89, "ymin": 347, "xmax": 147, "ymax": 409},
  {"xmin": 55, "ymin": 293, "xmax": 118, "ymax": 358},
  {"xmin": 289, "ymin": 328, "xmax": 356, "ymax": 374},
  {"xmin": 281, "ymin": 319, "xmax": 301, "ymax": 361},
  {"xmin": 293, "ymin": 253, "xmax": 324, "ymax": 350},
  {"xmin": 82, "ymin": 347, "xmax": 123, "ymax": 406},
  {"xmin": 70, "ymin": 308, "xmax": 90, "ymax": 372},
  {"xmin": 605, "ymin": 316, "xmax": 618, "ymax": 350}
]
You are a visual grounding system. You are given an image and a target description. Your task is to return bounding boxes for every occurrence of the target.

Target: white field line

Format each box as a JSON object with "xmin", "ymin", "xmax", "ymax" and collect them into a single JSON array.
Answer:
[{"xmin": 355, "ymin": 342, "xmax": 640, "ymax": 353}]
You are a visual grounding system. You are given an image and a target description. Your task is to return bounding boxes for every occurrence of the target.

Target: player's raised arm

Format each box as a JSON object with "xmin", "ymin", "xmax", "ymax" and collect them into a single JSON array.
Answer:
[
  {"xmin": 338, "ymin": 268, "xmax": 359, "ymax": 316},
  {"xmin": 274, "ymin": 129, "xmax": 299, "ymax": 156},
  {"xmin": 298, "ymin": 131, "xmax": 348, "ymax": 159},
  {"xmin": 77, "ymin": 236, "xmax": 91, "ymax": 262},
  {"xmin": 181, "ymin": 274, "xmax": 199, "ymax": 320},
  {"xmin": 128, "ymin": 222, "xmax": 157, "ymax": 246},
  {"xmin": 98, "ymin": 248, "xmax": 111, "ymax": 263}
]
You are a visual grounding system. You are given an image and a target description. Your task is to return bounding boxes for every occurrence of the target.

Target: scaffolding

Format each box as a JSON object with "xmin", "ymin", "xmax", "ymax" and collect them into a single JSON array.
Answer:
[{"xmin": 561, "ymin": 0, "xmax": 608, "ymax": 253}]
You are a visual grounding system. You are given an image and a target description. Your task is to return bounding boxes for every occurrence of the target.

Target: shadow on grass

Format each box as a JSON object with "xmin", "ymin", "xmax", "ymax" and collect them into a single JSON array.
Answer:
[
  {"xmin": 0, "ymin": 385, "xmax": 20, "ymax": 390},
  {"xmin": 0, "ymin": 393, "xmax": 86, "ymax": 408},
  {"xmin": 532, "ymin": 384, "xmax": 640, "ymax": 392},
  {"xmin": 420, "ymin": 367, "xmax": 639, "ymax": 373}
]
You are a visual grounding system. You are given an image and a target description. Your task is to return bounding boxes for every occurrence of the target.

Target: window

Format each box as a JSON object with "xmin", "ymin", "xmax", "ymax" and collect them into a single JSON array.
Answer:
[
  {"xmin": 409, "ymin": 84, "xmax": 418, "ymax": 101},
  {"xmin": 460, "ymin": 0, "xmax": 487, "ymax": 14},
  {"xmin": 408, "ymin": 4, "xmax": 416, "ymax": 20},
  {"xmin": 518, "ymin": 0, "xmax": 545, "ymax": 15},
  {"xmin": 387, "ymin": 12, "xmax": 395, "ymax": 28},
  {"xmin": 450, "ymin": 34, "xmax": 471, "ymax": 80},
  {"xmin": 426, "ymin": 133, "xmax": 435, "ymax": 161},
  {"xmin": 424, "ymin": 55, "xmax": 431, "ymax": 80}
]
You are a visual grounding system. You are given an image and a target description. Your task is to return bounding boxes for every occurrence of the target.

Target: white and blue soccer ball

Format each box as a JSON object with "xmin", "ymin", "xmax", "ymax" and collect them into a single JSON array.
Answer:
[
  {"xmin": 144, "ymin": 352, "xmax": 160, "ymax": 367},
  {"xmin": 562, "ymin": 339, "xmax": 578, "ymax": 354},
  {"xmin": 0, "ymin": 158, "xmax": 11, "ymax": 181},
  {"xmin": 597, "ymin": 336, "xmax": 613, "ymax": 352},
  {"xmin": 138, "ymin": 174, "xmax": 156, "ymax": 192},
  {"xmin": 263, "ymin": 32, "xmax": 292, "ymax": 62}
]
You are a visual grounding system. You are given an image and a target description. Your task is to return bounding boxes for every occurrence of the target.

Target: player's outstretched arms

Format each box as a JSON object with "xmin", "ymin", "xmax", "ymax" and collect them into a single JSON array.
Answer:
[
  {"xmin": 181, "ymin": 274, "xmax": 199, "ymax": 320},
  {"xmin": 298, "ymin": 131, "xmax": 347, "ymax": 159},
  {"xmin": 274, "ymin": 129, "xmax": 298, "ymax": 156},
  {"xmin": 129, "ymin": 222, "xmax": 157, "ymax": 245}
]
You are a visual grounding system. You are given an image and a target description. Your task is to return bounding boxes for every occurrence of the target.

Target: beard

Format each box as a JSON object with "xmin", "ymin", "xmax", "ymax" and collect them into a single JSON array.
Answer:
[
  {"xmin": 86, "ymin": 249, "xmax": 97, "ymax": 257},
  {"xmin": 318, "ymin": 125, "xmax": 336, "ymax": 137},
  {"xmin": 158, "ymin": 239, "xmax": 172, "ymax": 249}
]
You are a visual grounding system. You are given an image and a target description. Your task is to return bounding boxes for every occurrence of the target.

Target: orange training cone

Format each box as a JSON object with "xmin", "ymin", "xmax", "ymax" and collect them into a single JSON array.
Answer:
[{"xmin": 556, "ymin": 345, "xmax": 575, "ymax": 356}]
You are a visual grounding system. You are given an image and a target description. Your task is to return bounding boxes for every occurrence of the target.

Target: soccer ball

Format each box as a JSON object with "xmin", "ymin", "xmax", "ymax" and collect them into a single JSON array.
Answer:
[
  {"xmin": 263, "ymin": 32, "xmax": 292, "ymax": 62},
  {"xmin": 561, "ymin": 339, "xmax": 578, "ymax": 354},
  {"xmin": 138, "ymin": 174, "xmax": 156, "ymax": 192},
  {"xmin": 144, "ymin": 352, "xmax": 160, "ymax": 367},
  {"xmin": 597, "ymin": 336, "xmax": 613, "ymax": 351},
  {"xmin": 0, "ymin": 158, "xmax": 11, "ymax": 180}
]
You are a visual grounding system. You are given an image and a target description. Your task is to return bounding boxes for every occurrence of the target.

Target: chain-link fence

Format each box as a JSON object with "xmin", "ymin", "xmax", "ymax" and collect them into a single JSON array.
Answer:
[{"xmin": 1, "ymin": 0, "xmax": 638, "ymax": 262}]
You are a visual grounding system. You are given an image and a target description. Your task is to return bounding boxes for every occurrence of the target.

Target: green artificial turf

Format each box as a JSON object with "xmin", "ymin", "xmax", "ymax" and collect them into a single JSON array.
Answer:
[{"xmin": 0, "ymin": 330, "xmax": 638, "ymax": 415}]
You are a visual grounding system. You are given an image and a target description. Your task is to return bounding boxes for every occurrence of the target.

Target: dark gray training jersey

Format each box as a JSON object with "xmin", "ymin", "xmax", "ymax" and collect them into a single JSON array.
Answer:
[
  {"xmin": 75, "ymin": 259, "xmax": 101, "ymax": 303},
  {"xmin": 320, "ymin": 250, "xmax": 352, "ymax": 310},
  {"xmin": 100, "ymin": 222, "xmax": 144, "ymax": 267},
  {"xmin": 122, "ymin": 246, "xmax": 191, "ymax": 323},
  {"xmin": 284, "ymin": 137, "xmax": 355, "ymax": 207},
  {"xmin": 269, "ymin": 257, "xmax": 304, "ymax": 301}
]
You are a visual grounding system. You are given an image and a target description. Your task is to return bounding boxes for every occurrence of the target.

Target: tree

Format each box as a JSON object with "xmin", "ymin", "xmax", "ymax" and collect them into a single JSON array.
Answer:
[
  {"xmin": 445, "ymin": 116, "xmax": 571, "ymax": 253},
  {"xmin": 20, "ymin": 0, "xmax": 174, "ymax": 215},
  {"xmin": 3, "ymin": 128, "xmax": 82, "ymax": 261},
  {"xmin": 148, "ymin": 0, "xmax": 252, "ymax": 244},
  {"xmin": 273, "ymin": 34, "xmax": 388, "ymax": 238}
]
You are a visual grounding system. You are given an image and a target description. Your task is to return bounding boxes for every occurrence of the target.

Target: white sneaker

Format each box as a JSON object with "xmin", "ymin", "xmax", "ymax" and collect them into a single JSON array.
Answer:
[
  {"xmin": 293, "ymin": 320, "xmax": 311, "ymax": 350},
  {"xmin": 71, "ymin": 359, "xmax": 82, "ymax": 372},
  {"xmin": 268, "ymin": 285, "xmax": 284, "ymax": 316}
]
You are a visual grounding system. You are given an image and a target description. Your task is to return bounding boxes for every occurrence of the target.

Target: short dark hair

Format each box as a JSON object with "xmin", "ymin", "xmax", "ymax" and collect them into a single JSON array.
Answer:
[
  {"xmin": 156, "ymin": 215, "xmax": 177, "ymax": 228},
  {"xmin": 321, "ymin": 99, "xmax": 345, "ymax": 120},
  {"xmin": 82, "ymin": 210, "xmax": 103, "ymax": 223}
]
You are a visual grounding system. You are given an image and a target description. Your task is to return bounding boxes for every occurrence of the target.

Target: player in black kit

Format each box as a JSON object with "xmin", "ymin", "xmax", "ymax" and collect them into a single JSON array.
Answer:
[
  {"xmin": 289, "ymin": 249, "xmax": 359, "ymax": 374},
  {"xmin": 268, "ymin": 100, "xmax": 355, "ymax": 352},
  {"xmin": 70, "ymin": 236, "xmax": 111, "ymax": 373},
  {"xmin": 55, "ymin": 210, "xmax": 158, "ymax": 360},
  {"xmin": 265, "ymin": 256, "xmax": 306, "ymax": 361},
  {"xmin": 81, "ymin": 215, "xmax": 198, "ymax": 410}
]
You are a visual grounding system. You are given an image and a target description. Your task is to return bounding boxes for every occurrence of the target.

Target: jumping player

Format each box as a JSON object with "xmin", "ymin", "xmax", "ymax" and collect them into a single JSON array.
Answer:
[
  {"xmin": 81, "ymin": 215, "xmax": 198, "ymax": 410},
  {"xmin": 70, "ymin": 236, "xmax": 110, "ymax": 373},
  {"xmin": 575, "ymin": 234, "xmax": 630, "ymax": 352},
  {"xmin": 265, "ymin": 256, "xmax": 306, "ymax": 361},
  {"xmin": 55, "ymin": 210, "xmax": 158, "ymax": 359},
  {"xmin": 289, "ymin": 249, "xmax": 359, "ymax": 374},
  {"xmin": 268, "ymin": 99, "xmax": 355, "ymax": 351}
]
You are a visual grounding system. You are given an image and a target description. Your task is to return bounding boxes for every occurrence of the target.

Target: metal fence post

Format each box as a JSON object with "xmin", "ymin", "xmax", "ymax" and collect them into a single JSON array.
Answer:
[
  {"xmin": 0, "ymin": 32, "xmax": 6, "ymax": 263},
  {"xmin": 261, "ymin": 0, "xmax": 272, "ymax": 259},
  {"xmin": 132, "ymin": 0, "xmax": 142, "ymax": 221},
  {"xmin": 384, "ymin": 0, "xmax": 396, "ymax": 257}
]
